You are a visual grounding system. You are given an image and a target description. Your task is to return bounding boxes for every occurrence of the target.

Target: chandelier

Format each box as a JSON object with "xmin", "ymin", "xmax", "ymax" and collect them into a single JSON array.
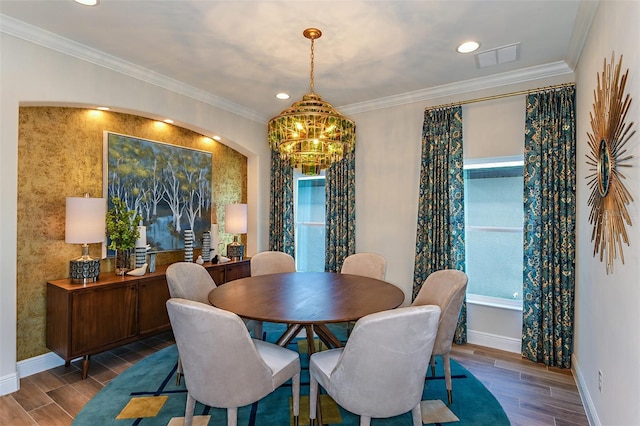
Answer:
[{"xmin": 268, "ymin": 28, "xmax": 356, "ymax": 175}]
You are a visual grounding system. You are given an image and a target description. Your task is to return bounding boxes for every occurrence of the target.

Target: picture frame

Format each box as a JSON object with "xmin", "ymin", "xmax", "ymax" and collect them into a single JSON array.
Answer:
[{"xmin": 103, "ymin": 131, "xmax": 213, "ymax": 253}]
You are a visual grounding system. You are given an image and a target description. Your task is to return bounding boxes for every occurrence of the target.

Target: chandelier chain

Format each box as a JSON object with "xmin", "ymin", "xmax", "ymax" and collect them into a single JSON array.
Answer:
[{"xmin": 309, "ymin": 38, "xmax": 315, "ymax": 94}]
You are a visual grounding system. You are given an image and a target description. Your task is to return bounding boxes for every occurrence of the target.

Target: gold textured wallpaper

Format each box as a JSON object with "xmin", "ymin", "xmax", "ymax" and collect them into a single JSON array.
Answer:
[{"xmin": 16, "ymin": 107, "xmax": 247, "ymax": 361}]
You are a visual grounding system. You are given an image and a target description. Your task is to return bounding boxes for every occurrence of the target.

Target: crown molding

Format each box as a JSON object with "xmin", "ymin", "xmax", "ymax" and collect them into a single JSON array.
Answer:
[
  {"xmin": 2, "ymin": 13, "xmax": 575, "ymax": 122},
  {"xmin": 0, "ymin": 14, "xmax": 267, "ymax": 123},
  {"xmin": 565, "ymin": 0, "xmax": 600, "ymax": 70},
  {"xmin": 339, "ymin": 61, "xmax": 574, "ymax": 115}
]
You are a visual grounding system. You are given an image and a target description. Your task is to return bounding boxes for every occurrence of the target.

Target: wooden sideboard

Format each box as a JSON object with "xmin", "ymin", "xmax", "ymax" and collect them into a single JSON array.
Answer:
[{"xmin": 46, "ymin": 259, "xmax": 251, "ymax": 378}]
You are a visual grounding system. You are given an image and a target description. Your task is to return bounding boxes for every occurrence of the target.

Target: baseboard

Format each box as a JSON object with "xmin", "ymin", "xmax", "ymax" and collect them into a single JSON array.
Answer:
[
  {"xmin": 467, "ymin": 329, "xmax": 521, "ymax": 353},
  {"xmin": 0, "ymin": 371, "xmax": 20, "ymax": 396},
  {"xmin": 2, "ymin": 351, "xmax": 82, "ymax": 396},
  {"xmin": 17, "ymin": 351, "xmax": 66, "ymax": 380},
  {"xmin": 572, "ymin": 353, "xmax": 600, "ymax": 426}
]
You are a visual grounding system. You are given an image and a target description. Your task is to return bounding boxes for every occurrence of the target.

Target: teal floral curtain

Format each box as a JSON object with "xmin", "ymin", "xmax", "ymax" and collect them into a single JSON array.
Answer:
[
  {"xmin": 269, "ymin": 150, "xmax": 295, "ymax": 256},
  {"xmin": 522, "ymin": 85, "xmax": 576, "ymax": 368},
  {"xmin": 325, "ymin": 148, "xmax": 356, "ymax": 272},
  {"xmin": 413, "ymin": 106, "xmax": 466, "ymax": 344}
]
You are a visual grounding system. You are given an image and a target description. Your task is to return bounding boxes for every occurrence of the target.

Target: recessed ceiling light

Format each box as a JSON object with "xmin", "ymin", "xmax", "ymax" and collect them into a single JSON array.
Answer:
[
  {"xmin": 276, "ymin": 93, "xmax": 290, "ymax": 100},
  {"xmin": 74, "ymin": 0, "xmax": 99, "ymax": 6},
  {"xmin": 212, "ymin": 135, "xmax": 222, "ymax": 141},
  {"xmin": 457, "ymin": 41, "xmax": 480, "ymax": 54},
  {"xmin": 163, "ymin": 119, "xmax": 174, "ymax": 124},
  {"xmin": 96, "ymin": 106, "xmax": 109, "ymax": 111}
]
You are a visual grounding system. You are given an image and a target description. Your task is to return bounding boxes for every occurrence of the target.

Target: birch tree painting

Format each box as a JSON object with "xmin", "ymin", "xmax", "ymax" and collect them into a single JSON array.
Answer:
[{"xmin": 105, "ymin": 132, "xmax": 212, "ymax": 252}]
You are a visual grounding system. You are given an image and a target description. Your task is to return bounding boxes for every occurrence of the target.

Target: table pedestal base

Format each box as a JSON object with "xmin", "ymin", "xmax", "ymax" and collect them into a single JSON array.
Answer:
[{"xmin": 275, "ymin": 322, "xmax": 343, "ymax": 426}]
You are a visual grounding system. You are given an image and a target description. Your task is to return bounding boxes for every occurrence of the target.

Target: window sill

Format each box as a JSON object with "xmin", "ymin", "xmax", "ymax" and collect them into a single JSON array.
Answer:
[{"xmin": 467, "ymin": 294, "xmax": 523, "ymax": 311}]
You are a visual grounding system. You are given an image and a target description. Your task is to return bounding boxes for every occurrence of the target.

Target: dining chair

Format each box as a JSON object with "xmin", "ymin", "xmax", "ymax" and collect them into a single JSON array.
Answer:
[
  {"xmin": 250, "ymin": 251, "xmax": 296, "ymax": 340},
  {"xmin": 411, "ymin": 269, "xmax": 468, "ymax": 405},
  {"xmin": 165, "ymin": 262, "xmax": 261, "ymax": 385},
  {"xmin": 340, "ymin": 252, "xmax": 386, "ymax": 280},
  {"xmin": 309, "ymin": 305, "xmax": 441, "ymax": 426},
  {"xmin": 340, "ymin": 252, "xmax": 387, "ymax": 334},
  {"xmin": 167, "ymin": 298, "xmax": 301, "ymax": 426},
  {"xmin": 250, "ymin": 251, "xmax": 296, "ymax": 276}
]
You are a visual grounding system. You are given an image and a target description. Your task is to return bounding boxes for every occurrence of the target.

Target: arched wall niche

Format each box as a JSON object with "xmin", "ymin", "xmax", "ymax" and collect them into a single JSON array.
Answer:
[{"xmin": 16, "ymin": 104, "xmax": 248, "ymax": 361}]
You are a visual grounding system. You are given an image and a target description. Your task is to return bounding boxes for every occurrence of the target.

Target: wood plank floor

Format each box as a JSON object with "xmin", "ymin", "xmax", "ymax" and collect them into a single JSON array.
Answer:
[{"xmin": 1, "ymin": 333, "xmax": 589, "ymax": 425}]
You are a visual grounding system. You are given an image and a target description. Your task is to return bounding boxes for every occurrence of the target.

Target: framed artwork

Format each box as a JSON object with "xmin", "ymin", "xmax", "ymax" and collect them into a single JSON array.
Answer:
[{"xmin": 103, "ymin": 131, "xmax": 213, "ymax": 252}]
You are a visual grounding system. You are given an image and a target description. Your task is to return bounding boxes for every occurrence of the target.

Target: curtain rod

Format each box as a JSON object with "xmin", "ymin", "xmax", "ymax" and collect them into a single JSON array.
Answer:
[{"xmin": 425, "ymin": 82, "xmax": 575, "ymax": 111}]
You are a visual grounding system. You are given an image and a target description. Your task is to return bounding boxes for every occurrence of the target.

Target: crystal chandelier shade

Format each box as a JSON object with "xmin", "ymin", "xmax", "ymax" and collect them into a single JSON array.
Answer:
[{"xmin": 268, "ymin": 28, "xmax": 356, "ymax": 175}]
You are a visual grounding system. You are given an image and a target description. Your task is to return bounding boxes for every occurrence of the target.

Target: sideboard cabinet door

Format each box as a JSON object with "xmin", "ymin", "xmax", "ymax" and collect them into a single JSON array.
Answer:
[
  {"xmin": 226, "ymin": 261, "xmax": 251, "ymax": 282},
  {"xmin": 70, "ymin": 283, "xmax": 137, "ymax": 357},
  {"xmin": 208, "ymin": 267, "xmax": 226, "ymax": 286},
  {"xmin": 138, "ymin": 276, "xmax": 171, "ymax": 335}
]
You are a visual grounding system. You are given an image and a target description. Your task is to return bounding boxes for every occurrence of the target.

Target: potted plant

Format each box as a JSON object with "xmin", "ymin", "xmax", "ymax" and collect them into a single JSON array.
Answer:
[{"xmin": 106, "ymin": 196, "xmax": 142, "ymax": 275}]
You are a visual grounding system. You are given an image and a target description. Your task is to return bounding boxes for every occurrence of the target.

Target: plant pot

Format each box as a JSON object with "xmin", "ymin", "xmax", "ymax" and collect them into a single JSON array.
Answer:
[{"xmin": 115, "ymin": 249, "xmax": 132, "ymax": 275}]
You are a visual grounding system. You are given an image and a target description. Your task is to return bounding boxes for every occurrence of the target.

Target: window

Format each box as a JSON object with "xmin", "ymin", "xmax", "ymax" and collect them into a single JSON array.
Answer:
[
  {"xmin": 294, "ymin": 173, "xmax": 326, "ymax": 271},
  {"xmin": 464, "ymin": 157, "xmax": 523, "ymax": 307}
]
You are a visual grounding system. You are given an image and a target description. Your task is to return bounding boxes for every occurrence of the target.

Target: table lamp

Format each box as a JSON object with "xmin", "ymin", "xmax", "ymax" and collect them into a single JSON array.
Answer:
[
  {"xmin": 225, "ymin": 203, "xmax": 247, "ymax": 261},
  {"xmin": 66, "ymin": 194, "xmax": 106, "ymax": 284}
]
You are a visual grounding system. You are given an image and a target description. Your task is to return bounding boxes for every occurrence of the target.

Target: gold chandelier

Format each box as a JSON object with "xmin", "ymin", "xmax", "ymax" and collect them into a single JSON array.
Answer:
[{"xmin": 268, "ymin": 28, "xmax": 356, "ymax": 175}]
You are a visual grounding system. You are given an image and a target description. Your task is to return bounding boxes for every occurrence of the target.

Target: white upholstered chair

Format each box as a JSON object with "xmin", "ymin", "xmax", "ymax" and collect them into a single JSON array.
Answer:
[
  {"xmin": 165, "ymin": 262, "xmax": 260, "ymax": 384},
  {"xmin": 340, "ymin": 252, "xmax": 386, "ymax": 280},
  {"xmin": 166, "ymin": 298, "xmax": 301, "ymax": 426},
  {"xmin": 250, "ymin": 251, "xmax": 296, "ymax": 276},
  {"xmin": 411, "ymin": 269, "xmax": 468, "ymax": 405},
  {"xmin": 340, "ymin": 252, "xmax": 387, "ymax": 334},
  {"xmin": 249, "ymin": 251, "xmax": 295, "ymax": 338},
  {"xmin": 166, "ymin": 262, "xmax": 217, "ymax": 304},
  {"xmin": 309, "ymin": 305, "xmax": 441, "ymax": 426}
]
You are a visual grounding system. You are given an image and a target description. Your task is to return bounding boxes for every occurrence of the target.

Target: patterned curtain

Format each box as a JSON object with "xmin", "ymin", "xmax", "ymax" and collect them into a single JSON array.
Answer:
[
  {"xmin": 413, "ymin": 106, "xmax": 466, "ymax": 344},
  {"xmin": 325, "ymin": 148, "xmax": 356, "ymax": 272},
  {"xmin": 268, "ymin": 150, "xmax": 295, "ymax": 256},
  {"xmin": 522, "ymin": 85, "xmax": 576, "ymax": 368}
]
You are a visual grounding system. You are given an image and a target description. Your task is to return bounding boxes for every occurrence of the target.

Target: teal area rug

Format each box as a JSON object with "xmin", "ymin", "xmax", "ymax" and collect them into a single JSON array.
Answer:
[{"xmin": 73, "ymin": 323, "xmax": 509, "ymax": 425}]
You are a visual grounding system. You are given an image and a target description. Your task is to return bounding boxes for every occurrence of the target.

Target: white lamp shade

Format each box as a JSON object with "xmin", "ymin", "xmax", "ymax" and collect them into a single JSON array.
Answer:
[
  {"xmin": 65, "ymin": 197, "xmax": 106, "ymax": 244},
  {"xmin": 225, "ymin": 204, "xmax": 247, "ymax": 234}
]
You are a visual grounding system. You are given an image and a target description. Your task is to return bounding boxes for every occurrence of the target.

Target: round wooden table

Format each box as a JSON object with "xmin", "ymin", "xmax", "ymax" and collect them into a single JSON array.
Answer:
[{"xmin": 208, "ymin": 271, "xmax": 405, "ymax": 351}]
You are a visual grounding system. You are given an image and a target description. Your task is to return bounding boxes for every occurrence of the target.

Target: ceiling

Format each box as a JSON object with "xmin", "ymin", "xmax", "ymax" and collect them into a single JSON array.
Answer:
[{"xmin": 0, "ymin": 0, "xmax": 596, "ymax": 122}]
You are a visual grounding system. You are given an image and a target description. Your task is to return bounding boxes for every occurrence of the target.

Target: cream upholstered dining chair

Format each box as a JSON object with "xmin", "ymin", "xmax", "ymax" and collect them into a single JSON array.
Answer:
[
  {"xmin": 340, "ymin": 252, "xmax": 386, "ymax": 280},
  {"xmin": 250, "ymin": 251, "xmax": 296, "ymax": 339},
  {"xmin": 412, "ymin": 269, "xmax": 468, "ymax": 405},
  {"xmin": 250, "ymin": 251, "xmax": 296, "ymax": 276},
  {"xmin": 309, "ymin": 305, "xmax": 441, "ymax": 426},
  {"xmin": 340, "ymin": 252, "xmax": 387, "ymax": 334},
  {"xmin": 165, "ymin": 262, "xmax": 261, "ymax": 385},
  {"xmin": 166, "ymin": 298, "xmax": 301, "ymax": 426}
]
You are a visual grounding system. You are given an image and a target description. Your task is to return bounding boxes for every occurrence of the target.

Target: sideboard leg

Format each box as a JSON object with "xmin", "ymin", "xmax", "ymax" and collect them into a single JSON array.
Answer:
[{"xmin": 81, "ymin": 355, "xmax": 90, "ymax": 379}]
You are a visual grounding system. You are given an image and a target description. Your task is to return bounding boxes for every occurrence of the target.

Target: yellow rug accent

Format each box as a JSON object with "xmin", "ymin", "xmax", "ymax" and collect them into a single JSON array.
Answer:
[
  {"xmin": 292, "ymin": 394, "xmax": 342, "ymax": 426},
  {"xmin": 421, "ymin": 399, "xmax": 460, "ymax": 424},
  {"xmin": 297, "ymin": 338, "xmax": 329, "ymax": 354},
  {"xmin": 167, "ymin": 415, "xmax": 211, "ymax": 426},
  {"xmin": 116, "ymin": 395, "xmax": 168, "ymax": 419}
]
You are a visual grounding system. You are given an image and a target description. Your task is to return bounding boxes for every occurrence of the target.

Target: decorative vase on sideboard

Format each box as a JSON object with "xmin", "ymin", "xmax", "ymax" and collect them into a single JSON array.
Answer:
[{"xmin": 115, "ymin": 249, "xmax": 132, "ymax": 275}]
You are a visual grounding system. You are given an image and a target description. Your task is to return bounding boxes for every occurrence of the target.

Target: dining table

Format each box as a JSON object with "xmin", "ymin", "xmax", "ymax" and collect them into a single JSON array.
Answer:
[
  {"xmin": 207, "ymin": 271, "xmax": 405, "ymax": 353},
  {"xmin": 208, "ymin": 271, "xmax": 405, "ymax": 424}
]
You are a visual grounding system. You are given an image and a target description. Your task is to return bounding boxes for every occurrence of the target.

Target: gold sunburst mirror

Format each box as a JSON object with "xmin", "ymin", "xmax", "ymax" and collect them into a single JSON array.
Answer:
[{"xmin": 586, "ymin": 53, "xmax": 635, "ymax": 274}]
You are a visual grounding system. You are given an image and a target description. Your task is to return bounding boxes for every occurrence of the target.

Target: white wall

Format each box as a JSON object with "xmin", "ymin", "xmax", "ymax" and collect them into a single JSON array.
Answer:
[
  {"xmin": 573, "ymin": 1, "xmax": 640, "ymax": 425},
  {"xmin": 0, "ymin": 33, "xmax": 270, "ymax": 395}
]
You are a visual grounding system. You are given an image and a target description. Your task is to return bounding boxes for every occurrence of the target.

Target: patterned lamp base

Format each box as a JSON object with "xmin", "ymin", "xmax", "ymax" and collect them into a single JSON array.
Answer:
[
  {"xmin": 70, "ymin": 258, "xmax": 100, "ymax": 284},
  {"xmin": 226, "ymin": 241, "xmax": 244, "ymax": 261}
]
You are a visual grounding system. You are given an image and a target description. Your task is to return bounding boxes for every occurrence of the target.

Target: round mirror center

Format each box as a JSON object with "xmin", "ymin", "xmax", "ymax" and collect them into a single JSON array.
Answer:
[{"xmin": 598, "ymin": 138, "xmax": 611, "ymax": 197}]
